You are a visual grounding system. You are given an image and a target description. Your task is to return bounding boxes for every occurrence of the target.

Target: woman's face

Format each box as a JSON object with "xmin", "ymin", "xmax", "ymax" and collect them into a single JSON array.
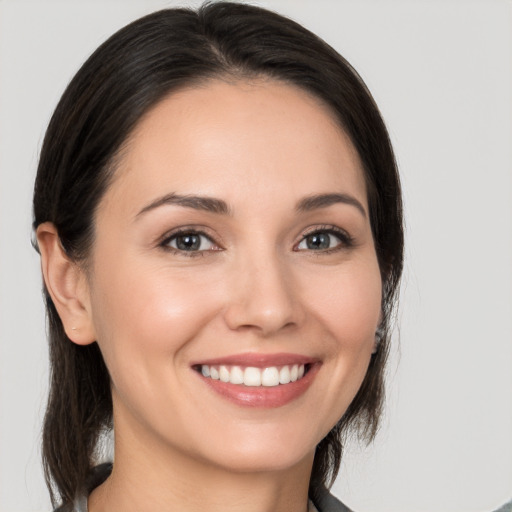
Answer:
[{"xmin": 84, "ymin": 79, "xmax": 382, "ymax": 474}]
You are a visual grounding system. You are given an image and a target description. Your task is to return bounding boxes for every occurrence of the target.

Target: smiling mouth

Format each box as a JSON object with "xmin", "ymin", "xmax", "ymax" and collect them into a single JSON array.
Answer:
[
  {"xmin": 194, "ymin": 363, "xmax": 311, "ymax": 387},
  {"xmin": 191, "ymin": 353, "xmax": 319, "ymax": 407}
]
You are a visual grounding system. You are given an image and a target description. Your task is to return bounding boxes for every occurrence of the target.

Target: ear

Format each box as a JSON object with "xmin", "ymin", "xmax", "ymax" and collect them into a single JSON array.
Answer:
[
  {"xmin": 36, "ymin": 222, "xmax": 96, "ymax": 345},
  {"xmin": 372, "ymin": 313, "xmax": 385, "ymax": 355}
]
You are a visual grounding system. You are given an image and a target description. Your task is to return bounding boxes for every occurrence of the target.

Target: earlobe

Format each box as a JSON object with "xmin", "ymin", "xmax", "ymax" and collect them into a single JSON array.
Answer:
[
  {"xmin": 372, "ymin": 312, "xmax": 385, "ymax": 354},
  {"xmin": 372, "ymin": 326, "xmax": 384, "ymax": 354},
  {"xmin": 36, "ymin": 222, "xmax": 96, "ymax": 345}
]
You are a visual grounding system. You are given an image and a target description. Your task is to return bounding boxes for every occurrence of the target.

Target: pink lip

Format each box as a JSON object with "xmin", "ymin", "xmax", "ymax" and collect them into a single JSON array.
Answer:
[
  {"xmin": 191, "ymin": 353, "xmax": 321, "ymax": 408},
  {"xmin": 191, "ymin": 352, "xmax": 318, "ymax": 368}
]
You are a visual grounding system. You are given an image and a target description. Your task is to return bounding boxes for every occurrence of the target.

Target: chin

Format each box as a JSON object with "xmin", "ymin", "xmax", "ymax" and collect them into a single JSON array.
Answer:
[
  {"xmin": 209, "ymin": 445, "xmax": 314, "ymax": 475},
  {"xmin": 192, "ymin": 422, "xmax": 320, "ymax": 474}
]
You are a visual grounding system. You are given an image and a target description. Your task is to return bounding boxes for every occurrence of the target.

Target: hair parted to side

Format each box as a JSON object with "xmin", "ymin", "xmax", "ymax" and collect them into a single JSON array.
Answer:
[{"xmin": 33, "ymin": 2, "xmax": 403, "ymax": 507}]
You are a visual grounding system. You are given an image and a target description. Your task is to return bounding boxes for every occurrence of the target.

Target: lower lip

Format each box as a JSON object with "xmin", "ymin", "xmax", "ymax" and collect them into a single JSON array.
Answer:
[{"xmin": 197, "ymin": 364, "xmax": 320, "ymax": 408}]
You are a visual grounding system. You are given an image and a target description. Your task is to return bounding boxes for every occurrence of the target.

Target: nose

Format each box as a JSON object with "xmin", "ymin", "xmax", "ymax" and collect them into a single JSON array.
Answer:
[{"xmin": 223, "ymin": 251, "xmax": 304, "ymax": 336}]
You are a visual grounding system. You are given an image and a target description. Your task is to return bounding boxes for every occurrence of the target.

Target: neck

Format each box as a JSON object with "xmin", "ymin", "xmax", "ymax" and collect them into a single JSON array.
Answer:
[{"xmin": 89, "ymin": 420, "xmax": 314, "ymax": 512}]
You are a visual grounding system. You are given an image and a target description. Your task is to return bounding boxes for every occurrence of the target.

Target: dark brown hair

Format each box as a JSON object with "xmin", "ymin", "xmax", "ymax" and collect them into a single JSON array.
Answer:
[{"xmin": 33, "ymin": 2, "xmax": 403, "ymax": 507}]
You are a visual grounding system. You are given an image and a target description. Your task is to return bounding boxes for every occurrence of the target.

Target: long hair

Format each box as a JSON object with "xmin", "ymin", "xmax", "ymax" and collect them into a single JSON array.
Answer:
[{"xmin": 33, "ymin": 2, "xmax": 403, "ymax": 507}]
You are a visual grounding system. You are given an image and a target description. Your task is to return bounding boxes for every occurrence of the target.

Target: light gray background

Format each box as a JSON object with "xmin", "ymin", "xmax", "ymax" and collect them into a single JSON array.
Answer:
[{"xmin": 0, "ymin": 1, "xmax": 511, "ymax": 511}]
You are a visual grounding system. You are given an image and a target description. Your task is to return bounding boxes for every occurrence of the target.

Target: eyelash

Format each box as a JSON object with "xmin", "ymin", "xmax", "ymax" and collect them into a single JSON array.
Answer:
[
  {"xmin": 159, "ymin": 224, "xmax": 354, "ymax": 257},
  {"xmin": 295, "ymin": 225, "xmax": 354, "ymax": 254},
  {"xmin": 159, "ymin": 227, "xmax": 221, "ymax": 258}
]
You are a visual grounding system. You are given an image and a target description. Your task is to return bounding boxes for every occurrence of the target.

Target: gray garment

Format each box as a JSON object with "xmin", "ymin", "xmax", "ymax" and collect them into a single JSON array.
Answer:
[
  {"xmin": 494, "ymin": 499, "xmax": 512, "ymax": 512},
  {"xmin": 54, "ymin": 463, "xmax": 352, "ymax": 512},
  {"xmin": 314, "ymin": 489, "xmax": 352, "ymax": 512}
]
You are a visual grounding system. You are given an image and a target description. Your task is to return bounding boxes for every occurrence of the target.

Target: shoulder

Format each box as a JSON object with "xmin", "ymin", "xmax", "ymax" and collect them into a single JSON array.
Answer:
[{"xmin": 313, "ymin": 486, "xmax": 354, "ymax": 512}]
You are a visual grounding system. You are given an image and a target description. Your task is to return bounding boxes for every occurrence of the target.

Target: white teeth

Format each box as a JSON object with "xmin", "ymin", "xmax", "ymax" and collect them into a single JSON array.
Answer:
[
  {"xmin": 230, "ymin": 365, "xmax": 244, "ymax": 384},
  {"xmin": 261, "ymin": 367, "xmax": 279, "ymax": 387},
  {"xmin": 219, "ymin": 365, "xmax": 230, "ymax": 382},
  {"xmin": 290, "ymin": 364, "xmax": 298, "ymax": 382},
  {"xmin": 200, "ymin": 364, "xmax": 307, "ymax": 387},
  {"xmin": 244, "ymin": 367, "xmax": 261, "ymax": 386},
  {"xmin": 279, "ymin": 366, "xmax": 291, "ymax": 384}
]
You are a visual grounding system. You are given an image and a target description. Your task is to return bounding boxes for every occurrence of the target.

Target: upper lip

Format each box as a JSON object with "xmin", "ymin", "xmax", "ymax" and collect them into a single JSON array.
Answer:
[{"xmin": 191, "ymin": 352, "xmax": 319, "ymax": 368}]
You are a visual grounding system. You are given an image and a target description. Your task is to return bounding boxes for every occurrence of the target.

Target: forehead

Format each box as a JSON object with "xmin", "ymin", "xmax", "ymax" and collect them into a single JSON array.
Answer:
[{"xmin": 101, "ymin": 79, "xmax": 367, "ymax": 216}]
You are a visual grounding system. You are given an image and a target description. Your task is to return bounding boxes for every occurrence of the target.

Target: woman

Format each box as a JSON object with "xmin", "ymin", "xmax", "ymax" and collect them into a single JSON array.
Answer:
[{"xmin": 33, "ymin": 2, "xmax": 403, "ymax": 511}]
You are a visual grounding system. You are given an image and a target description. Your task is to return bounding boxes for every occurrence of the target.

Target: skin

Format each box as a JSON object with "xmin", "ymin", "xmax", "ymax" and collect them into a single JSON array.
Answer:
[{"xmin": 38, "ymin": 79, "xmax": 382, "ymax": 512}]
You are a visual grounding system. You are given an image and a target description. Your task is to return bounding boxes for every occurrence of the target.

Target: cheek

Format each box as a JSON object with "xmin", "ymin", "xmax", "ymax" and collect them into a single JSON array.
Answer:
[
  {"xmin": 88, "ymin": 258, "xmax": 222, "ymax": 378},
  {"xmin": 306, "ymin": 260, "xmax": 382, "ymax": 348},
  {"xmin": 305, "ymin": 257, "xmax": 381, "ymax": 399}
]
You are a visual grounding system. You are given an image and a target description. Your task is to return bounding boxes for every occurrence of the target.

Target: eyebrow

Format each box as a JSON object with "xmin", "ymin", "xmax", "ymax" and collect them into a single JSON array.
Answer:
[
  {"xmin": 136, "ymin": 193, "xmax": 231, "ymax": 218},
  {"xmin": 135, "ymin": 191, "xmax": 366, "ymax": 219},
  {"xmin": 296, "ymin": 193, "xmax": 367, "ymax": 218}
]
